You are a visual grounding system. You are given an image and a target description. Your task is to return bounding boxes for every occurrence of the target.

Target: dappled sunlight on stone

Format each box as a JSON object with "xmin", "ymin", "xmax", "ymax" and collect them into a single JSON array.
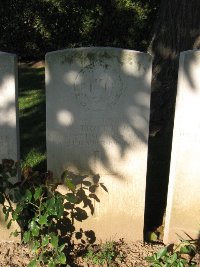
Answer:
[
  {"xmin": 0, "ymin": 52, "xmax": 20, "ymax": 241},
  {"xmin": 121, "ymin": 50, "xmax": 148, "ymax": 77},
  {"xmin": 57, "ymin": 110, "xmax": 74, "ymax": 126},
  {"xmin": 46, "ymin": 47, "xmax": 152, "ymax": 241},
  {"xmin": 45, "ymin": 67, "xmax": 50, "ymax": 84},
  {"xmin": 0, "ymin": 76, "xmax": 16, "ymax": 127},
  {"xmin": 64, "ymin": 70, "xmax": 82, "ymax": 85}
]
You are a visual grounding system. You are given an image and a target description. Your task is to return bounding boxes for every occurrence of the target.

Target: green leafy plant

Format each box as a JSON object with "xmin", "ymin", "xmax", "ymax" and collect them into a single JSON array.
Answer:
[
  {"xmin": 84, "ymin": 239, "xmax": 125, "ymax": 266},
  {"xmin": 146, "ymin": 238, "xmax": 198, "ymax": 267},
  {"xmin": 0, "ymin": 159, "xmax": 107, "ymax": 267}
]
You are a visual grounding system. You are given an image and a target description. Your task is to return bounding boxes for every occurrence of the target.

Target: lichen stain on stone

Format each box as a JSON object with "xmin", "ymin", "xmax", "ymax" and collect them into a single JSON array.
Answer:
[
  {"xmin": 58, "ymin": 49, "xmax": 120, "ymax": 67},
  {"xmin": 99, "ymin": 51, "xmax": 113, "ymax": 60},
  {"xmin": 86, "ymin": 52, "xmax": 98, "ymax": 62},
  {"xmin": 86, "ymin": 51, "xmax": 114, "ymax": 62},
  {"xmin": 61, "ymin": 55, "xmax": 74, "ymax": 65}
]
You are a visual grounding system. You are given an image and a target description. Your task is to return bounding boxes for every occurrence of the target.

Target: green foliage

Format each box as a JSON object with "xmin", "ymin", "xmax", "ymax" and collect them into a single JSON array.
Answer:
[
  {"xmin": 146, "ymin": 239, "xmax": 198, "ymax": 267},
  {"xmin": 84, "ymin": 240, "xmax": 125, "ymax": 266},
  {"xmin": 0, "ymin": 159, "xmax": 107, "ymax": 266},
  {"xmin": 0, "ymin": 0, "xmax": 159, "ymax": 59}
]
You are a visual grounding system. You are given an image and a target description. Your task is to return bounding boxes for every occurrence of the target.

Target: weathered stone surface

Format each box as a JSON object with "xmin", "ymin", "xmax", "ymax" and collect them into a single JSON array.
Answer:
[
  {"xmin": 164, "ymin": 50, "xmax": 200, "ymax": 244},
  {"xmin": 0, "ymin": 52, "xmax": 20, "ymax": 241},
  {"xmin": 0, "ymin": 52, "xmax": 19, "ymax": 161},
  {"xmin": 46, "ymin": 47, "xmax": 152, "ymax": 241}
]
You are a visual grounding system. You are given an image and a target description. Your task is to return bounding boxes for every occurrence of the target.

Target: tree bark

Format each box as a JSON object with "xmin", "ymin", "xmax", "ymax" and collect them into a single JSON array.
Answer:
[
  {"xmin": 150, "ymin": 0, "xmax": 200, "ymax": 131},
  {"xmin": 144, "ymin": 0, "xmax": 200, "ymax": 237}
]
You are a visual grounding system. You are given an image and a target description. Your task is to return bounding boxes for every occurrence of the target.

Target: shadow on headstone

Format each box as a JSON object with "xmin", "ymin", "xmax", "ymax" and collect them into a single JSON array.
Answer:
[
  {"xmin": 0, "ymin": 52, "xmax": 20, "ymax": 240},
  {"xmin": 46, "ymin": 47, "xmax": 152, "ymax": 241}
]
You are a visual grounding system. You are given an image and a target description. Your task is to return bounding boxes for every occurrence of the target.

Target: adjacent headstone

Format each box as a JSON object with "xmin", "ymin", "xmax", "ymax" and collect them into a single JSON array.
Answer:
[
  {"xmin": 46, "ymin": 47, "xmax": 152, "ymax": 241},
  {"xmin": 0, "ymin": 52, "xmax": 20, "ymax": 240},
  {"xmin": 164, "ymin": 50, "xmax": 200, "ymax": 244},
  {"xmin": 0, "ymin": 52, "xmax": 19, "ymax": 160}
]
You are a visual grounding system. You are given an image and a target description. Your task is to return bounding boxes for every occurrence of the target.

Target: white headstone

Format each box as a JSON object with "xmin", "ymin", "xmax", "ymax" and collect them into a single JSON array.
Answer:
[
  {"xmin": 46, "ymin": 47, "xmax": 152, "ymax": 241},
  {"xmin": 164, "ymin": 50, "xmax": 200, "ymax": 244},
  {"xmin": 0, "ymin": 52, "xmax": 20, "ymax": 240},
  {"xmin": 0, "ymin": 52, "xmax": 19, "ymax": 161}
]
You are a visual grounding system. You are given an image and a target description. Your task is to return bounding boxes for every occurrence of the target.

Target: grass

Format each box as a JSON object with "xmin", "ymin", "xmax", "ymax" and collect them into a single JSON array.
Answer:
[{"xmin": 18, "ymin": 63, "xmax": 46, "ymax": 170}]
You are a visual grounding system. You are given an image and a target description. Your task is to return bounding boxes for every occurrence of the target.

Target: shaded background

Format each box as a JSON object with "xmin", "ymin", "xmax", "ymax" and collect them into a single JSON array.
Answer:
[{"xmin": 0, "ymin": 0, "xmax": 159, "ymax": 60}]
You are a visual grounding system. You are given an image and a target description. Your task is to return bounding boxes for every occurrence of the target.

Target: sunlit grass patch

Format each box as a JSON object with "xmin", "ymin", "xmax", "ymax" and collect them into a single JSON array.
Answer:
[
  {"xmin": 21, "ymin": 149, "xmax": 47, "ymax": 169},
  {"xmin": 19, "ymin": 90, "xmax": 45, "ymax": 117},
  {"xmin": 18, "ymin": 64, "xmax": 46, "ymax": 170}
]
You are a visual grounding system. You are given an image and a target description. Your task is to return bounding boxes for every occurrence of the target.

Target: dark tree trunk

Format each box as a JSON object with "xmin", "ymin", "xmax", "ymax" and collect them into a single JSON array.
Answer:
[
  {"xmin": 150, "ymin": 0, "xmax": 200, "ymax": 130},
  {"xmin": 144, "ymin": 0, "xmax": 200, "ymax": 238}
]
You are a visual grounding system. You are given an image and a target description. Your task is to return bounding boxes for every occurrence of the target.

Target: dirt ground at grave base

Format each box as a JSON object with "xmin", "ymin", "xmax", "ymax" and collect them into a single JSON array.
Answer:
[{"xmin": 0, "ymin": 240, "xmax": 199, "ymax": 267}]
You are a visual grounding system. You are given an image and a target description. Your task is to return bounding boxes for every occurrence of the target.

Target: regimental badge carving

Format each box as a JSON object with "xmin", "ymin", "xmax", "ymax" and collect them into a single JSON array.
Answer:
[{"xmin": 74, "ymin": 62, "xmax": 123, "ymax": 111}]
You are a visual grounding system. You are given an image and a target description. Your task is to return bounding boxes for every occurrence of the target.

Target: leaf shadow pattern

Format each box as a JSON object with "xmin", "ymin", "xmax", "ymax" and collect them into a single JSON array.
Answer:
[
  {"xmin": 46, "ymin": 47, "xmax": 152, "ymax": 242},
  {"xmin": 52, "ymin": 170, "xmax": 108, "ymax": 264}
]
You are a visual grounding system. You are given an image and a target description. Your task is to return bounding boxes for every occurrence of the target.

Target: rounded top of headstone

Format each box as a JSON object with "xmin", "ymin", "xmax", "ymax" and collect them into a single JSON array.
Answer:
[
  {"xmin": 0, "ymin": 51, "xmax": 16, "ymax": 57},
  {"xmin": 45, "ymin": 46, "xmax": 151, "ymax": 59}
]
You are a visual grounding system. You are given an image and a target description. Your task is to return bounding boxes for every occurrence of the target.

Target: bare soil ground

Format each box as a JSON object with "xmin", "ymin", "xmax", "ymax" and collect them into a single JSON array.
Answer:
[
  {"xmin": 0, "ymin": 240, "xmax": 189, "ymax": 267},
  {"xmin": 0, "ymin": 240, "xmax": 200, "ymax": 266}
]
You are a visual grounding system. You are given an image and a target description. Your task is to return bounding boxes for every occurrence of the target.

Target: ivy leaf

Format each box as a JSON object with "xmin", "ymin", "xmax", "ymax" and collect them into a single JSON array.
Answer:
[
  {"xmin": 180, "ymin": 245, "xmax": 193, "ymax": 254},
  {"xmin": 28, "ymin": 259, "xmax": 38, "ymax": 267},
  {"xmin": 38, "ymin": 215, "xmax": 48, "ymax": 226},
  {"xmin": 30, "ymin": 221, "xmax": 40, "ymax": 237},
  {"xmin": 66, "ymin": 193, "xmax": 78, "ymax": 203},
  {"xmin": 58, "ymin": 244, "xmax": 65, "ymax": 252},
  {"xmin": 157, "ymin": 247, "xmax": 167, "ymax": 259},
  {"xmin": 34, "ymin": 187, "xmax": 43, "ymax": 201},
  {"xmin": 56, "ymin": 252, "xmax": 66, "ymax": 264},
  {"xmin": 61, "ymin": 170, "xmax": 68, "ymax": 181},
  {"xmin": 171, "ymin": 252, "xmax": 178, "ymax": 263},
  {"xmin": 42, "ymin": 235, "xmax": 49, "ymax": 247},
  {"xmin": 46, "ymin": 198, "xmax": 56, "ymax": 215},
  {"xmin": 51, "ymin": 235, "xmax": 58, "ymax": 249},
  {"xmin": 65, "ymin": 179, "xmax": 76, "ymax": 192},
  {"xmin": 13, "ymin": 205, "xmax": 23, "ymax": 220},
  {"xmin": 145, "ymin": 256, "xmax": 154, "ymax": 263},
  {"xmin": 25, "ymin": 189, "xmax": 32, "ymax": 202},
  {"xmin": 32, "ymin": 240, "xmax": 40, "ymax": 252},
  {"xmin": 23, "ymin": 231, "xmax": 30, "ymax": 243},
  {"xmin": 178, "ymin": 261, "xmax": 185, "ymax": 267},
  {"xmin": 56, "ymin": 204, "xmax": 64, "ymax": 218}
]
